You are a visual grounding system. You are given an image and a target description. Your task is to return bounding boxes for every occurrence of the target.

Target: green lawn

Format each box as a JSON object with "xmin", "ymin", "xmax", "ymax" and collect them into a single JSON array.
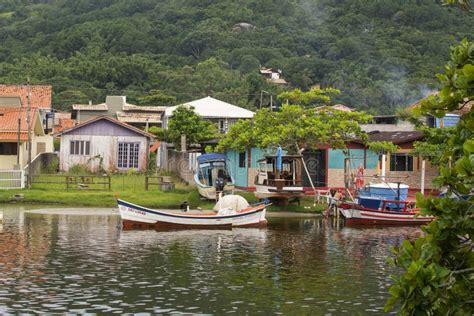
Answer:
[{"xmin": 0, "ymin": 174, "xmax": 325, "ymax": 213}]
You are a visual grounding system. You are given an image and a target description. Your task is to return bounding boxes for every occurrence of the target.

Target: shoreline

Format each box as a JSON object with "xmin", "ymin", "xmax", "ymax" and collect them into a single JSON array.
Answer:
[{"xmin": 24, "ymin": 207, "xmax": 322, "ymax": 217}]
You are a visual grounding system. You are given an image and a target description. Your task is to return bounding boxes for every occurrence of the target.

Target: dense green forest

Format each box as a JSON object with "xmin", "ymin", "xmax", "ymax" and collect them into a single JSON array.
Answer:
[{"xmin": 0, "ymin": 0, "xmax": 473, "ymax": 112}]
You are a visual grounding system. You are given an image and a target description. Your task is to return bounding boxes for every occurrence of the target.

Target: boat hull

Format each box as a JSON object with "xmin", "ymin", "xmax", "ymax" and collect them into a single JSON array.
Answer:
[
  {"xmin": 339, "ymin": 203, "xmax": 434, "ymax": 226},
  {"xmin": 254, "ymin": 185, "xmax": 304, "ymax": 200},
  {"xmin": 117, "ymin": 199, "xmax": 267, "ymax": 230}
]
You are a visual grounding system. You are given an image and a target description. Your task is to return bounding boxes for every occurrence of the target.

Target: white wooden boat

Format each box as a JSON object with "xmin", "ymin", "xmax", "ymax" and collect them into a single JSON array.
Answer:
[
  {"xmin": 254, "ymin": 155, "xmax": 304, "ymax": 200},
  {"xmin": 194, "ymin": 153, "xmax": 234, "ymax": 200},
  {"xmin": 339, "ymin": 200, "xmax": 434, "ymax": 225},
  {"xmin": 117, "ymin": 195, "xmax": 267, "ymax": 230}
]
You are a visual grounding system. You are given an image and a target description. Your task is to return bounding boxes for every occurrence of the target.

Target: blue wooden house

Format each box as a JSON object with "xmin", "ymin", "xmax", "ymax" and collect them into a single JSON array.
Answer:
[{"xmin": 225, "ymin": 144, "xmax": 379, "ymax": 191}]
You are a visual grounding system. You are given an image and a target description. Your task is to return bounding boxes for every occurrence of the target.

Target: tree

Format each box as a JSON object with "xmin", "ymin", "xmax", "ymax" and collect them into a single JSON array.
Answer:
[
  {"xmin": 277, "ymin": 87, "xmax": 341, "ymax": 107},
  {"xmin": 137, "ymin": 89, "xmax": 176, "ymax": 106},
  {"xmin": 167, "ymin": 105, "xmax": 218, "ymax": 150},
  {"xmin": 385, "ymin": 38, "xmax": 474, "ymax": 315},
  {"xmin": 216, "ymin": 104, "xmax": 371, "ymax": 154},
  {"xmin": 148, "ymin": 126, "xmax": 168, "ymax": 141}
]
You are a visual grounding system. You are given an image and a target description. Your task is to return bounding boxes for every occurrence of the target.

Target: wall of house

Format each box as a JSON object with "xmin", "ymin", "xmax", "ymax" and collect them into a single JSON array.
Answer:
[
  {"xmin": 76, "ymin": 110, "xmax": 108, "ymax": 123},
  {"xmin": 226, "ymin": 150, "xmax": 247, "ymax": 187},
  {"xmin": 0, "ymin": 135, "xmax": 53, "ymax": 170},
  {"xmin": 327, "ymin": 149, "xmax": 379, "ymax": 188},
  {"xmin": 0, "ymin": 153, "xmax": 18, "ymax": 170},
  {"xmin": 59, "ymin": 134, "xmax": 149, "ymax": 172},
  {"xmin": 385, "ymin": 149, "xmax": 437, "ymax": 190},
  {"xmin": 225, "ymin": 146, "xmax": 438, "ymax": 191},
  {"xmin": 226, "ymin": 148, "xmax": 268, "ymax": 188},
  {"xmin": 33, "ymin": 134, "xmax": 54, "ymax": 156}
]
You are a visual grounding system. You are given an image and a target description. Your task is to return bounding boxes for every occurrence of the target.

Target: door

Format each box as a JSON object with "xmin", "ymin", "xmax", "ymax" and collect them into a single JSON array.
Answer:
[{"xmin": 302, "ymin": 149, "xmax": 326, "ymax": 187}]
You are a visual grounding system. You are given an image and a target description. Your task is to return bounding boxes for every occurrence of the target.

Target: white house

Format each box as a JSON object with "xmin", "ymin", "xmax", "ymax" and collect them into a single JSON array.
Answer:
[
  {"xmin": 163, "ymin": 96, "xmax": 255, "ymax": 134},
  {"xmin": 57, "ymin": 116, "xmax": 155, "ymax": 172}
]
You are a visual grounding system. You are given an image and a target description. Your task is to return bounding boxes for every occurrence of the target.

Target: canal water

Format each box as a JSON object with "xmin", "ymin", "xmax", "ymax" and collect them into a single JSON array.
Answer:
[{"xmin": 0, "ymin": 206, "xmax": 422, "ymax": 314}]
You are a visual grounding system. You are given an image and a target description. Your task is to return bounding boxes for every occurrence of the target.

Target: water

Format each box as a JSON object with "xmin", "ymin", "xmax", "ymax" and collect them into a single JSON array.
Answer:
[{"xmin": 0, "ymin": 205, "xmax": 422, "ymax": 314}]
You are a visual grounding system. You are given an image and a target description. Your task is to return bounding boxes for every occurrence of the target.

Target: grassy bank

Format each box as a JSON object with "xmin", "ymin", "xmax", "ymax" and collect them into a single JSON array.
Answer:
[{"xmin": 0, "ymin": 174, "xmax": 325, "ymax": 213}]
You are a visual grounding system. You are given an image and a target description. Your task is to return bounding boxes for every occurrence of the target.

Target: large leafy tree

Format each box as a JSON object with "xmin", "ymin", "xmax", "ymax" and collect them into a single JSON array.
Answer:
[
  {"xmin": 167, "ymin": 105, "xmax": 217, "ymax": 151},
  {"xmin": 216, "ymin": 89, "xmax": 371, "ymax": 153},
  {"xmin": 385, "ymin": 38, "xmax": 474, "ymax": 314}
]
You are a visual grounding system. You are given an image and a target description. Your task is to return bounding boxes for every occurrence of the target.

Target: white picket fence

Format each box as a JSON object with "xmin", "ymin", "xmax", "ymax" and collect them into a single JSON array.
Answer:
[{"xmin": 0, "ymin": 170, "xmax": 25, "ymax": 189}]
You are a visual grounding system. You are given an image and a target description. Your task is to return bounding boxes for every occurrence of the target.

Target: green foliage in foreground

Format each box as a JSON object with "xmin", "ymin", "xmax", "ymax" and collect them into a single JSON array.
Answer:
[
  {"xmin": 385, "ymin": 38, "xmax": 473, "ymax": 315},
  {"xmin": 0, "ymin": 1, "xmax": 474, "ymax": 113}
]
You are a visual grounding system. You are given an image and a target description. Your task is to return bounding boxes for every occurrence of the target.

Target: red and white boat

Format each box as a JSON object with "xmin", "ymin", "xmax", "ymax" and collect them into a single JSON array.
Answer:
[
  {"xmin": 117, "ymin": 195, "xmax": 267, "ymax": 230},
  {"xmin": 339, "ymin": 200, "xmax": 434, "ymax": 225}
]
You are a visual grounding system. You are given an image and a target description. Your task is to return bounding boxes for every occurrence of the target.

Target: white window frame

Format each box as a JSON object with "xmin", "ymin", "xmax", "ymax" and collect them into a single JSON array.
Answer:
[
  {"xmin": 118, "ymin": 142, "xmax": 140, "ymax": 169},
  {"xmin": 70, "ymin": 140, "xmax": 90, "ymax": 155}
]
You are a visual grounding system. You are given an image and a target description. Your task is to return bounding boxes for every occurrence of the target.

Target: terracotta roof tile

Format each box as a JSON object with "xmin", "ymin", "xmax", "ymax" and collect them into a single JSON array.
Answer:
[
  {"xmin": 54, "ymin": 118, "xmax": 77, "ymax": 133},
  {"xmin": 0, "ymin": 107, "xmax": 39, "ymax": 141},
  {"xmin": 0, "ymin": 85, "xmax": 52, "ymax": 109}
]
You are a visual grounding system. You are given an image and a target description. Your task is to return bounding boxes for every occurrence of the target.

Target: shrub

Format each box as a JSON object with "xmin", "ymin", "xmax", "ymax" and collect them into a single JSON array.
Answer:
[
  {"xmin": 41, "ymin": 156, "xmax": 59, "ymax": 174},
  {"xmin": 68, "ymin": 164, "xmax": 92, "ymax": 175}
]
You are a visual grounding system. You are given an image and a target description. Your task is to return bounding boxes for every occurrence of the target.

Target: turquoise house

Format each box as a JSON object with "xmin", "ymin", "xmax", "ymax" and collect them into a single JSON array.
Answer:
[{"xmin": 225, "ymin": 144, "xmax": 379, "ymax": 190}]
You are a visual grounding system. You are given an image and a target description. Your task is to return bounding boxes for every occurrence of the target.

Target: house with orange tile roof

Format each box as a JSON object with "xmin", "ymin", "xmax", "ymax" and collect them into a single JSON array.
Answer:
[
  {"xmin": 0, "ymin": 84, "xmax": 52, "ymax": 109},
  {"xmin": 0, "ymin": 105, "xmax": 54, "ymax": 170}
]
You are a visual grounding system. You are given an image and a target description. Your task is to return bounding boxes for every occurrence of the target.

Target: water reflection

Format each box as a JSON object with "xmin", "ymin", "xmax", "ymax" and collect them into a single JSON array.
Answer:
[{"xmin": 0, "ymin": 206, "xmax": 422, "ymax": 314}]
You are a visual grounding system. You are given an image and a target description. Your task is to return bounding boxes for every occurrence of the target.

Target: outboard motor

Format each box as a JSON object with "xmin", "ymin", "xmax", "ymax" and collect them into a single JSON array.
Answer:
[{"xmin": 215, "ymin": 177, "xmax": 225, "ymax": 193}]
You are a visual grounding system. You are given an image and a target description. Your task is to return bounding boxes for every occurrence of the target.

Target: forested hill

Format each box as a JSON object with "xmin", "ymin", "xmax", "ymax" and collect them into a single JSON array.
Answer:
[{"xmin": 0, "ymin": 0, "xmax": 473, "ymax": 113}]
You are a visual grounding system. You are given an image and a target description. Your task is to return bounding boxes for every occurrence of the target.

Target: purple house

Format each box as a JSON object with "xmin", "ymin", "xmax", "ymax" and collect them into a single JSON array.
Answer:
[{"xmin": 57, "ymin": 116, "xmax": 155, "ymax": 172}]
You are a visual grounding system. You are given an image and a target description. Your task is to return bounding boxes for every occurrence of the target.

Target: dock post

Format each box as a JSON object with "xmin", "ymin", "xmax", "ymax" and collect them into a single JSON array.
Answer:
[{"xmin": 420, "ymin": 159, "xmax": 426, "ymax": 195}]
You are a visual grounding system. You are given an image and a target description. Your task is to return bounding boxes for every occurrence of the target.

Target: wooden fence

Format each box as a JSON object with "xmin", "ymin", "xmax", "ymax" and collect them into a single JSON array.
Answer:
[
  {"xmin": 31, "ymin": 174, "xmax": 111, "ymax": 191},
  {"xmin": 145, "ymin": 175, "xmax": 175, "ymax": 191}
]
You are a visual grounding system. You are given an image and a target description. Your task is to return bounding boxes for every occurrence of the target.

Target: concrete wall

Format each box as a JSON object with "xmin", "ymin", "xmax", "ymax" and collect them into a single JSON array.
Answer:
[
  {"xmin": 26, "ymin": 152, "xmax": 58, "ymax": 175},
  {"xmin": 165, "ymin": 150, "xmax": 196, "ymax": 185}
]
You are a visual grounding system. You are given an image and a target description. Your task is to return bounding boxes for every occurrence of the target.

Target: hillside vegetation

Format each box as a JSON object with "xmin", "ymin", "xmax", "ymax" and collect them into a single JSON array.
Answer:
[{"xmin": 0, "ymin": 0, "xmax": 473, "ymax": 113}]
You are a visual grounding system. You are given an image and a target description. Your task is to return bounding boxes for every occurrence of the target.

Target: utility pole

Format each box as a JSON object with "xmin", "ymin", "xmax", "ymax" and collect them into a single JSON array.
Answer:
[
  {"xmin": 17, "ymin": 118, "xmax": 21, "ymax": 167},
  {"xmin": 26, "ymin": 79, "xmax": 32, "ymax": 188}
]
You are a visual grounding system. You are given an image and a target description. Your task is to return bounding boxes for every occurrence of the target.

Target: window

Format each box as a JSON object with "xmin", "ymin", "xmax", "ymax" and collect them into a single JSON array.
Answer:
[
  {"xmin": 218, "ymin": 119, "xmax": 228, "ymax": 134},
  {"xmin": 0, "ymin": 143, "xmax": 18, "ymax": 155},
  {"xmin": 70, "ymin": 140, "xmax": 90, "ymax": 155},
  {"xmin": 118, "ymin": 142, "xmax": 140, "ymax": 169},
  {"xmin": 390, "ymin": 154, "xmax": 413, "ymax": 171},
  {"xmin": 238, "ymin": 152, "xmax": 246, "ymax": 168}
]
